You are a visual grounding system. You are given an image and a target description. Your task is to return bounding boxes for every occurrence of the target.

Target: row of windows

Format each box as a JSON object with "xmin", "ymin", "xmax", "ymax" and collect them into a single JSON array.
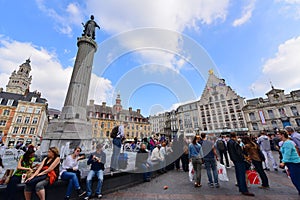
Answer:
[
  {"xmin": 12, "ymin": 126, "xmax": 36, "ymax": 135},
  {"xmin": 16, "ymin": 116, "xmax": 38, "ymax": 124},
  {"xmin": 19, "ymin": 106, "xmax": 41, "ymax": 114},
  {"xmin": 89, "ymin": 112, "xmax": 147, "ymax": 122},
  {"xmin": 0, "ymin": 96, "xmax": 39, "ymax": 106},
  {"xmin": 251, "ymin": 119, "xmax": 300, "ymax": 130},
  {"xmin": 93, "ymin": 122, "xmax": 150, "ymax": 131},
  {"xmin": 0, "ymin": 98, "xmax": 14, "ymax": 106},
  {"xmin": 249, "ymin": 106, "xmax": 299, "ymax": 120},
  {"xmin": 93, "ymin": 130, "xmax": 147, "ymax": 138},
  {"xmin": 201, "ymin": 98, "xmax": 240, "ymax": 109},
  {"xmin": 202, "ymin": 120, "xmax": 245, "ymax": 130}
]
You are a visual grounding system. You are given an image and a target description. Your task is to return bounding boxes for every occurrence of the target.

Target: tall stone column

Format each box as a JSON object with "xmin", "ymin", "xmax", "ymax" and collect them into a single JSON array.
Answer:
[
  {"xmin": 61, "ymin": 37, "xmax": 97, "ymax": 121},
  {"xmin": 41, "ymin": 36, "xmax": 97, "ymax": 153}
]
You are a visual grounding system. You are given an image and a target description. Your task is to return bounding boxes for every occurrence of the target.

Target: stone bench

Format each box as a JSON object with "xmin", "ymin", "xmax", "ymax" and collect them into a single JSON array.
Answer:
[
  {"xmin": 0, "ymin": 170, "xmax": 144, "ymax": 200},
  {"xmin": 0, "ymin": 167, "xmax": 165, "ymax": 200}
]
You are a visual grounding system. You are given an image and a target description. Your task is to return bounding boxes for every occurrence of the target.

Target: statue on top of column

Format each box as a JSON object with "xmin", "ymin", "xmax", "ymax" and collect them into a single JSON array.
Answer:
[{"xmin": 82, "ymin": 15, "xmax": 100, "ymax": 40}]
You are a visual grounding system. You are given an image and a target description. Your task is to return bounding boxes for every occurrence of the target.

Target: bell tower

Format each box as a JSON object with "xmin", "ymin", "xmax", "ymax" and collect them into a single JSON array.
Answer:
[{"xmin": 6, "ymin": 59, "xmax": 32, "ymax": 95}]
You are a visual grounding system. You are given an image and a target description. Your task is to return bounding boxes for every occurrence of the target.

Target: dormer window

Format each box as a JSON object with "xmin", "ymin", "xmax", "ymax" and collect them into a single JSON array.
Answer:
[
  {"xmin": 31, "ymin": 97, "xmax": 37, "ymax": 103},
  {"xmin": 7, "ymin": 99, "xmax": 14, "ymax": 106}
]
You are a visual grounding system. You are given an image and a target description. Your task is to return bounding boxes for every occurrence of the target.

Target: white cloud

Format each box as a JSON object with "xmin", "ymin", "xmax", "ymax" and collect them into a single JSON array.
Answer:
[
  {"xmin": 278, "ymin": 0, "xmax": 300, "ymax": 3},
  {"xmin": 36, "ymin": 0, "xmax": 229, "ymax": 73},
  {"xmin": 86, "ymin": 0, "xmax": 229, "ymax": 33},
  {"xmin": 276, "ymin": 0, "xmax": 300, "ymax": 19},
  {"xmin": 232, "ymin": 0, "xmax": 256, "ymax": 27},
  {"xmin": 0, "ymin": 37, "xmax": 113, "ymax": 109},
  {"xmin": 35, "ymin": 0, "xmax": 83, "ymax": 36},
  {"xmin": 86, "ymin": 0, "xmax": 229, "ymax": 73},
  {"xmin": 251, "ymin": 36, "xmax": 300, "ymax": 96}
]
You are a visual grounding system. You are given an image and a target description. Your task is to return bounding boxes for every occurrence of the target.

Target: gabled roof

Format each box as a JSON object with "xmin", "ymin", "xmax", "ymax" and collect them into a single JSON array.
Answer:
[
  {"xmin": 199, "ymin": 72, "xmax": 243, "ymax": 103},
  {"xmin": 265, "ymin": 87, "xmax": 284, "ymax": 95}
]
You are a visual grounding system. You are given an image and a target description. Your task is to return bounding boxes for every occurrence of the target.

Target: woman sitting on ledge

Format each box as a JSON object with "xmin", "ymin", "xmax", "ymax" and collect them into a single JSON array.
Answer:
[
  {"xmin": 60, "ymin": 146, "xmax": 86, "ymax": 200},
  {"xmin": 24, "ymin": 147, "xmax": 60, "ymax": 200},
  {"xmin": 6, "ymin": 146, "xmax": 36, "ymax": 200}
]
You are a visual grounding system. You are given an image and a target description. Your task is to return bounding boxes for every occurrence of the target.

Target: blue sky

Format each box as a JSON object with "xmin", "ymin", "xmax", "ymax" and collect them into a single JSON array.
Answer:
[{"xmin": 1, "ymin": 0, "xmax": 300, "ymax": 117}]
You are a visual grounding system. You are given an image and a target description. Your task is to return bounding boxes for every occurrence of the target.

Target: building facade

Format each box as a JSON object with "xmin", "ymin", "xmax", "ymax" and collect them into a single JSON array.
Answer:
[
  {"xmin": 243, "ymin": 86, "xmax": 300, "ymax": 135},
  {"xmin": 198, "ymin": 70, "xmax": 248, "ymax": 136},
  {"xmin": 0, "ymin": 59, "xmax": 48, "ymax": 147},
  {"xmin": 87, "ymin": 94, "xmax": 151, "ymax": 141},
  {"xmin": 149, "ymin": 70, "xmax": 248, "ymax": 138},
  {"xmin": 0, "ymin": 91, "xmax": 48, "ymax": 146},
  {"xmin": 176, "ymin": 101, "xmax": 199, "ymax": 138},
  {"xmin": 148, "ymin": 113, "xmax": 167, "ymax": 135}
]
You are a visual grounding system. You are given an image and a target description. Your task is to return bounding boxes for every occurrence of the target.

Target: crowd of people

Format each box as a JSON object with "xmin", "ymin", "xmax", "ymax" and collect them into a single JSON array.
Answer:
[
  {"xmin": 0, "ymin": 124, "xmax": 299, "ymax": 199},
  {"xmin": 134, "ymin": 126, "xmax": 300, "ymax": 197}
]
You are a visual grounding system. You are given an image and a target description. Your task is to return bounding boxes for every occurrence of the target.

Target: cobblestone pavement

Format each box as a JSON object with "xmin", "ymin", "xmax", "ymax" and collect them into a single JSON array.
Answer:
[{"xmin": 92, "ymin": 166, "xmax": 299, "ymax": 200}]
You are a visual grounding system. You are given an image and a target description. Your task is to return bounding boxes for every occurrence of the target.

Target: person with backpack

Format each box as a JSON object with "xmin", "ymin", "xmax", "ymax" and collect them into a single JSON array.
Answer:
[
  {"xmin": 110, "ymin": 122, "xmax": 127, "ymax": 172},
  {"xmin": 216, "ymin": 136, "xmax": 230, "ymax": 168}
]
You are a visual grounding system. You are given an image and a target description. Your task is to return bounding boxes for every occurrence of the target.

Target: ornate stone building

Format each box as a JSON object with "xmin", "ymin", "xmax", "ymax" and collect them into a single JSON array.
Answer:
[
  {"xmin": 0, "ymin": 59, "xmax": 48, "ymax": 146},
  {"xmin": 198, "ymin": 70, "xmax": 248, "ymax": 136},
  {"xmin": 243, "ymin": 86, "xmax": 300, "ymax": 135},
  {"xmin": 149, "ymin": 70, "xmax": 248, "ymax": 138},
  {"xmin": 6, "ymin": 59, "xmax": 32, "ymax": 95},
  {"xmin": 87, "ymin": 94, "xmax": 151, "ymax": 141}
]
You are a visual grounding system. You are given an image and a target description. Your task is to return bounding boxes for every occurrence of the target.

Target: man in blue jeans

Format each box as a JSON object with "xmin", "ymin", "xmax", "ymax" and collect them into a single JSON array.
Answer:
[
  {"xmin": 200, "ymin": 133, "xmax": 220, "ymax": 188},
  {"xmin": 110, "ymin": 122, "xmax": 127, "ymax": 172},
  {"xmin": 227, "ymin": 132, "xmax": 255, "ymax": 197},
  {"xmin": 84, "ymin": 144, "xmax": 106, "ymax": 199},
  {"xmin": 135, "ymin": 143, "xmax": 152, "ymax": 181}
]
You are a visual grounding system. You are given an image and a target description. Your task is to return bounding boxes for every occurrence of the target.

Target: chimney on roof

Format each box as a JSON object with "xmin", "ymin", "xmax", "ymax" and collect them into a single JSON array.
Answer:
[
  {"xmin": 137, "ymin": 109, "xmax": 141, "ymax": 114},
  {"xmin": 89, "ymin": 99, "xmax": 94, "ymax": 106},
  {"xmin": 0, "ymin": 88, "xmax": 3, "ymax": 93},
  {"xmin": 129, "ymin": 107, "xmax": 132, "ymax": 112},
  {"xmin": 102, "ymin": 102, "xmax": 106, "ymax": 108}
]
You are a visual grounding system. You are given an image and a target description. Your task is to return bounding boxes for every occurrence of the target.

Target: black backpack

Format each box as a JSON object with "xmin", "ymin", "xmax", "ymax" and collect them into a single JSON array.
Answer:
[
  {"xmin": 216, "ymin": 140, "xmax": 225, "ymax": 151},
  {"xmin": 110, "ymin": 126, "xmax": 119, "ymax": 138}
]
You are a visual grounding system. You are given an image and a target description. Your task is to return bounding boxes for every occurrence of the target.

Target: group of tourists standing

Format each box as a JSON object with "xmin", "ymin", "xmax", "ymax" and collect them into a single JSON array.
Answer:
[{"xmin": 187, "ymin": 126, "xmax": 300, "ymax": 197}]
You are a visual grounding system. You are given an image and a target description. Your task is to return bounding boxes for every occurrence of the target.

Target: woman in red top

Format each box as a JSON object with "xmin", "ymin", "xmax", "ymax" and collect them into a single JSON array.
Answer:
[{"xmin": 24, "ymin": 147, "xmax": 60, "ymax": 200}]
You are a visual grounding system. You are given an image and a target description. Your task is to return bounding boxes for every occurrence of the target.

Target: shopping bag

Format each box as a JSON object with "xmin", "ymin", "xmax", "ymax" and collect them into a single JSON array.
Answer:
[
  {"xmin": 285, "ymin": 166, "xmax": 290, "ymax": 179},
  {"xmin": 217, "ymin": 163, "xmax": 229, "ymax": 181},
  {"xmin": 246, "ymin": 170, "xmax": 260, "ymax": 185},
  {"xmin": 188, "ymin": 162, "xmax": 194, "ymax": 182}
]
